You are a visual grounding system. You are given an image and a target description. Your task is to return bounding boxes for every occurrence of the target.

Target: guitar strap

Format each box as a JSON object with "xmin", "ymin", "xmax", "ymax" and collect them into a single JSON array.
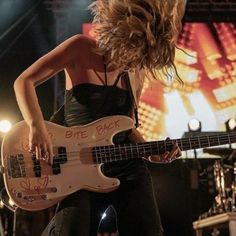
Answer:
[
  {"xmin": 126, "ymin": 71, "xmax": 139, "ymax": 128},
  {"xmin": 49, "ymin": 103, "xmax": 66, "ymax": 125}
]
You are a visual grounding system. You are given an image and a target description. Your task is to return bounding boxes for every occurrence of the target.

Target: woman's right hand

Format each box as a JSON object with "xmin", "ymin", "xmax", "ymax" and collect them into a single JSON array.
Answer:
[{"xmin": 29, "ymin": 122, "xmax": 54, "ymax": 165}]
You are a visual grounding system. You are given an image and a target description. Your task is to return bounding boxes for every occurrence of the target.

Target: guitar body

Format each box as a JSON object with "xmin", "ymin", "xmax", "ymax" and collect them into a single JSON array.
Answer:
[{"xmin": 1, "ymin": 115, "xmax": 134, "ymax": 211}]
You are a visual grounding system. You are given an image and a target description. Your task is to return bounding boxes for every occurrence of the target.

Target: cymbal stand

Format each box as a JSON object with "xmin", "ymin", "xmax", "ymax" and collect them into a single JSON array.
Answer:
[
  {"xmin": 0, "ymin": 188, "xmax": 18, "ymax": 236},
  {"xmin": 213, "ymin": 160, "xmax": 226, "ymax": 212},
  {"xmin": 0, "ymin": 215, "xmax": 4, "ymax": 236},
  {"xmin": 231, "ymin": 162, "xmax": 236, "ymax": 211}
]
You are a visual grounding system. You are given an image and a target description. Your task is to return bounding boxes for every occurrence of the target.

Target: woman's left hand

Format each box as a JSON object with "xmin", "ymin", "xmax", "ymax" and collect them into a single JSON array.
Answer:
[{"xmin": 148, "ymin": 138, "xmax": 182, "ymax": 164}]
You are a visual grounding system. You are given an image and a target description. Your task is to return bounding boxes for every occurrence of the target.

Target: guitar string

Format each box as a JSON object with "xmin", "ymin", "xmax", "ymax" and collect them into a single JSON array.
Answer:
[
  {"xmin": 17, "ymin": 134, "xmax": 236, "ymax": 165},
  {"xmin": 22, "ymin": 134, "xmax": 236, "ymax": 159},
  {"xmin": 46, "ymin": 133, "xmax": 236, "ymax": 158}
]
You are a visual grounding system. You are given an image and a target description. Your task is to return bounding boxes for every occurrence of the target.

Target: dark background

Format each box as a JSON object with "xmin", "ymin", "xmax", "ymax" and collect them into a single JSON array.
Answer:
[{"xmin": 0, "ymin": 1, "xmax": 236, "ymax": 236}]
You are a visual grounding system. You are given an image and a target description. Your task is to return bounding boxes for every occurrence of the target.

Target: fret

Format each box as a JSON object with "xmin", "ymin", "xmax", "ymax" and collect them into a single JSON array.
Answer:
[
  {"xmin": 207, "ymin": 136, "xmax": 210, "ymax": 147},
  {"xmin": 157, "ymin": 141, "xmax": 165, "ymax": 155},
  {"xmin": 112, "ymin": 146, "xmax": 117, "ymax": 161},
  {"xmin": 118, "ymin": 145, "xmax": 122, "ymax": 161},
  {"xmin": 199, "ymin": 136, "xmax": 206, "ymax": 148},
  {"xmin": 143, "ymin": 145, "xmax": 146, "ymax": 157},
  {"xmin": 139, "ymin": 149, "xmax": 143, "ymax": 158},
  {"xmin": 131, "ymin": 144, "xmax": 136, "ymax": 159},
  {"xmin": 136, "ymin": 143, "xmax": 140, "ymax": 159},
  {"xmin": 99, "ymin": 147, "xmax": 103, "ymax": 164},
  {"xmin": 128, "ymin": 144, "xmax": 132, "ymax": 159},
  {"xmin": 189, "ymin": 138, "xmax": 192, "ymax": 150},
  {"xmin": 227, "ymin": 133, "xmax": 231, "ymax": 145},
  {"xmin": 208, "ymin": 136, "xmax": 219, "ymax": 146},
  {"xmin": 93, "ymin": 131, "xmax": 236, "ymax": 164},
  {"xmin": 113, "ymin": 145, "xmax": 117, "ymax": 161},
  {"xmin": 164, "ymin": 142, "xmax": 167, "ymax": 153},
  {"xmin": 217, "ymin": 134, "xmax": 220, "ymax": 146},
  {"xmin": 100, "ymin": 146, "xmax": 107, "ymax": 163},
  {"xmin": 179, "ymin": 139, "xmax": 184, "ymax": 151},
  {"xmin": 145, "ymin": 145, "xmax": 149, "ymax": 157},
  {"xmin": 107, "ymin": 145, "xmax": 112, "ymax": 163},
  {"xmin": 193, "ymin": 137, "xmax": 200, "ymax": 149},
  {"xmin": 183, "ymin": 139, "xmax": 188, "ymax": 150},
  {"xmin": 156, "ymin": 141, "xmax": 160, "ymax": 155},
  {"xmin": 95, "ymin": 147, "xmax": 99, "ymax": 164},
  {"xmin": 124, "ymin": 145, "xmax": 128, "ymax": 160},
  {"xmin": 149, "ymin": 142, "xmax": 153, "ymax": 156},
  {"xmin": 197, "ymin": 136, "xmax": 201, "ymax": 149}
]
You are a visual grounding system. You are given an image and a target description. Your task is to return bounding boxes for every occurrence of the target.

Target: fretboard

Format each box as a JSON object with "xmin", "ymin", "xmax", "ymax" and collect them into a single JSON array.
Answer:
[{"xmin": 92, "ymin": 132, "xmax": 236, "ymax": 164}]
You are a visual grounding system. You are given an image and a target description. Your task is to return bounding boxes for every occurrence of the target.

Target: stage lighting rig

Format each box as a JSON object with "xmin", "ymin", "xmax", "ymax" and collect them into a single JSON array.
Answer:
[
  {"xmin": 188, "ymin": 118, "xmax": 202, "ymax": 132},
  {"xmin": 184, "ymin": 0, "xmax": 236, "ymax": 22},
  {"xmin": 0, "ymin": 120, "xmax": 12, "ymax": 134},
  {"xmin": 225, "ymin": 118, "xmax": 236, "ymax": 131}
]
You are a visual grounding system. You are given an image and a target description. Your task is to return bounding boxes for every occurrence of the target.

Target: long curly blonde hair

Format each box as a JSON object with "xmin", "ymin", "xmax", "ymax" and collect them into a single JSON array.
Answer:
[{"xmin": 89, "ymin": 0, "xmax": 186, "ymax": 81}]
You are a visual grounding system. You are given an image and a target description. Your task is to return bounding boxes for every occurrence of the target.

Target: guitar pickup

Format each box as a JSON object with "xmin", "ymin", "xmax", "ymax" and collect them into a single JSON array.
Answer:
[
  {"xmin": 32, "ymin": 155, "xmax": 41, "ymax": 178},
  {"xmin": 52, "ymin": 162, "xmax": 61, "ymax": 175},
  {"xmin": 57, "ymin": 146, "xmax": 67, "ymax": 164}
]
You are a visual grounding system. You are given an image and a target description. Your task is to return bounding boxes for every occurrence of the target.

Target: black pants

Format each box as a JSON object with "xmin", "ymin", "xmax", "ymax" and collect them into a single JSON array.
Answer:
[{"xmin": 41, "ymin": 163, "xmax": 164, "ymax": 236}]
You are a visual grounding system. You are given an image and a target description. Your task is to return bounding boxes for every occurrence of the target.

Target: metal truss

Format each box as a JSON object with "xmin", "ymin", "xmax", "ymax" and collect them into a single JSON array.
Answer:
[
  {"xmin": 43, "ymin": 0, "xmax": 73, "ymax": 111},
  {"xmin": 185, "ymin": 0, "xmax": 236, "ymax": 21},
  {"xmin": 44, "ymin": 0, "xmax": 78, "ymax": 13}
]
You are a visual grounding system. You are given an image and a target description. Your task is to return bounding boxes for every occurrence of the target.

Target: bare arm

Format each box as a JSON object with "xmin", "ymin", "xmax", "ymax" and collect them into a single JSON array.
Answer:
[
  {"xmin": 14, "ymin": 35, "xmax": 84, "ymax": 126},
  {"xmin": 14, "ymin": 35, "xmax": 85, "ymax": 163}
]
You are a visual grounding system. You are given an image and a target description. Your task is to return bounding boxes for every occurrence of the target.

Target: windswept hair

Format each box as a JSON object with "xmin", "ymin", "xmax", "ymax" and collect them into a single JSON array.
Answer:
[{"xmin": 89, "ymin": 0, "xmax": 186, "ymax": 82}]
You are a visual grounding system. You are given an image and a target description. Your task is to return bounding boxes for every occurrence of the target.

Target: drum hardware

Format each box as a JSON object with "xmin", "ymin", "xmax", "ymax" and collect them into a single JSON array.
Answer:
[
  {"xmin": 198, "ymin": 148, "xmax": 236, "ymax": 219},
  {"xmin": 0, "ymin": 188, "xmax": 18, "ymax": 236}
]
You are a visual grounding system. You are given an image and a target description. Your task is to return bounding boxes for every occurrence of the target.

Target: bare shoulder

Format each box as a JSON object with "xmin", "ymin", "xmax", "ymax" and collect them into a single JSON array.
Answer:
[
  {"xmin": 41, "ymin": 34, "xmax": 96, "ymax": 66},
  {"xmin": 60, "ymin": 34, "xmax": 96, "ymax": 51}
]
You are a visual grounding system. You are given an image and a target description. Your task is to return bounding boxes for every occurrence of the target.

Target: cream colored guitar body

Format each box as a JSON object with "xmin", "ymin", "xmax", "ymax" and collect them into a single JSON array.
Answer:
[
  {"xmin": 3, "ymin": 114, "xmax": 234, "ymax": 211},
  {"xmin": 1, "ymin": 115, "xmax": 134, "ymax": 211}
]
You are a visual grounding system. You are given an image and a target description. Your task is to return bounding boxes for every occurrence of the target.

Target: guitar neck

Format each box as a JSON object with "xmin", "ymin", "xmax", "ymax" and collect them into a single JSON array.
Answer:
[{"xmin": 92, "ymin": 132, "xmax": 236, "ymax": 164}]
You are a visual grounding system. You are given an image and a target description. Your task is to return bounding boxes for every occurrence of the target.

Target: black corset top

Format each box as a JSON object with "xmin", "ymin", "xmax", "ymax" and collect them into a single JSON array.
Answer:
[{"xmin": 64, "ymin": 82, "xmax": 132, "ymax": 127}]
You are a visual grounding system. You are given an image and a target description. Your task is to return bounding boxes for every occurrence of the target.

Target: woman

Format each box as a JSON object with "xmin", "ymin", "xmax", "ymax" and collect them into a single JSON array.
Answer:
[{"xmin": 14, "ymin": 0, "xmax": 186, "ymax": 235}]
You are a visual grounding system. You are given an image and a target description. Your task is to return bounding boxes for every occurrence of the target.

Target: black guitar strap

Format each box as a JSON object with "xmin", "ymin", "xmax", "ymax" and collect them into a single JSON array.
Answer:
[
  {"xmin": 125, "ymin": 72, "xmax": 139, "ymax": 128},
  {"xmin": 49, "ymin": 103, "xmax": 66, "ymax": 125}
]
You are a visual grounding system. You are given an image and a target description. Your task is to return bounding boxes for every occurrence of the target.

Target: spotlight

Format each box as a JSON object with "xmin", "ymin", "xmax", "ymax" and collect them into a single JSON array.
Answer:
[
  {"xmin": 188, "ymin": 118, "xmax": 202, "ymax": 132},
  {"xmin": 225, "ymin": 118, "xmax": 236, "ymax": 131},
  {"xmin": 101, "ymin": 212, "xmax": 107, "ymax": 220},
  {"xmin": 0, "ymin": 120, "xmax": 12, "ymax": 133}
]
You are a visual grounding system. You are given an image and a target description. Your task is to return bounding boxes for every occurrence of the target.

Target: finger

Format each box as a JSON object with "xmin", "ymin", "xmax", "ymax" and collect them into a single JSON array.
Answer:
[
  {"xmin": 41, "ymin": 143, "xmax": 47, "ymax": 156},
  {"xmin": 29, "ymin": 142, "xmax": 36, "ymax": 153},
  {"xmin": 41, "ymin": 143, "xmax": 50, "ymax": 162},
  {"xmin": 148, "ymin": 156, "xmax": 154, "ymax": 163},
  {"xmin": 162, "ymin": 152, "xmax": 169, "ymax": 159},
  {"xmin": 36, "ymin": 143, "xmax": 45, "ymax": 160},
  {"xmin": 167, "ymin": 149, "xmax": 181, "ymax": 162},
  {"xmin": 161, "ymin": 152, "xmax": 171, "ymax": 163},
  {"xmin": 47, "ymin": 144, "xmax": 54, "ymax": 165},
  {"xmin": 176, "ymin": 148, "xmax": 182, "ymax": 157},
  {"xmin": 35, "ymin": 146, "xmax": 41, "ymax": 160},
  {"xmin": 148, "ymin": 155, "xmax": 161, "ymax": 163}
]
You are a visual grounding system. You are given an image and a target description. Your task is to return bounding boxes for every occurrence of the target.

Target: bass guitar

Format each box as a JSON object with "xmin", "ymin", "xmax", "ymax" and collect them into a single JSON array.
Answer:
[{"xmin": 1, "ymin": 115, "xmax": 236, "ymax": 211}]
